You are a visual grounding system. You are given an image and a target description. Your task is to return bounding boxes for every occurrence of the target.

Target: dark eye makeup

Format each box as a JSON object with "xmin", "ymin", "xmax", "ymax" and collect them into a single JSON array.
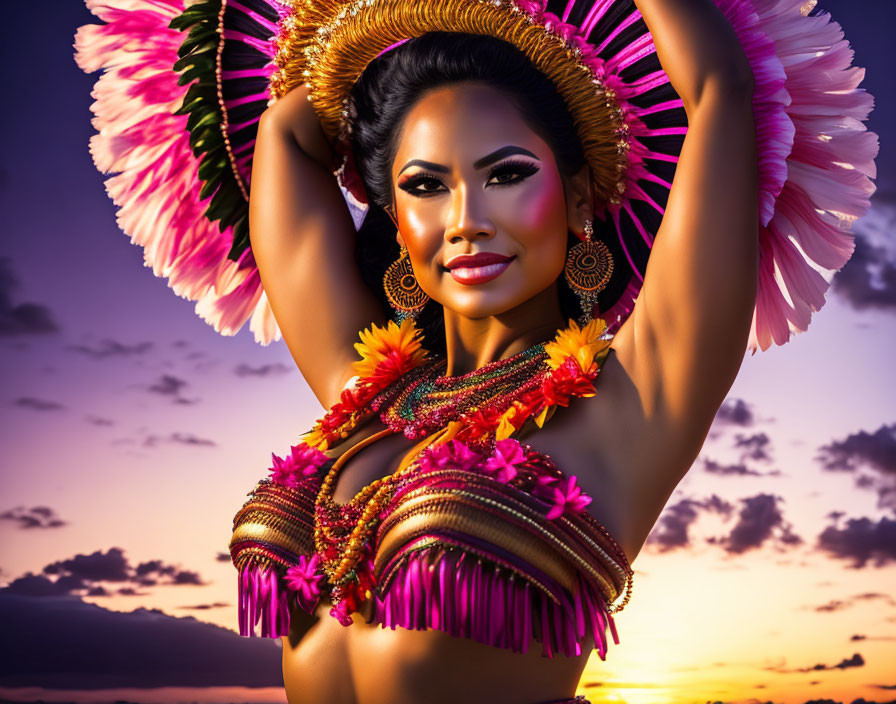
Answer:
[{"xmin": 397, "ymin": 159, "xmax": 540, "ymax": 197}]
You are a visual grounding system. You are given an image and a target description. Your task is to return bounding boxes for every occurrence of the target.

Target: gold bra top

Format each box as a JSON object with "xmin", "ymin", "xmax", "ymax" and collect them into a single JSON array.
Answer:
[{"xmin": 230, "ymin": 382, "xmax": 634, "ymax": 660}]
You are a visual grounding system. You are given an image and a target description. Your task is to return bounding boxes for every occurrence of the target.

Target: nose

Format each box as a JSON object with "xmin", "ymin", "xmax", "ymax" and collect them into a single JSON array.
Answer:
[{"xmin": 443, "ymin": 183, "xmax": 496, "ymax": 244}]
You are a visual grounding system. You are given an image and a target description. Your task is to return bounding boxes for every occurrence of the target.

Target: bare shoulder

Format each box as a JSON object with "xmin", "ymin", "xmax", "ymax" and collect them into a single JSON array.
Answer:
[{"xmin": 524, "ymin": 321, "xmax": 715, "ymax": 562}]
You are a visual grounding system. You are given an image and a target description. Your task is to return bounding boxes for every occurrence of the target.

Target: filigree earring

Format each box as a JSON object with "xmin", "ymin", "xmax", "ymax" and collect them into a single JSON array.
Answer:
[
  {"xmin": 564, "ymin": 219, "xmax": 614, "ymax": 325},
  {"xmin": 383, "ymin": 245, "xmax": 429, "ymax": 321}
]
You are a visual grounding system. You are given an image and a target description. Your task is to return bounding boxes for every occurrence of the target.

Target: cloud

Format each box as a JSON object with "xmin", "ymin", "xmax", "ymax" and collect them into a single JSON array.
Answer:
[
  {"xmin": 85, "ymin": 414, "xmax": 115, "ymax": 426},
  {"xmin": 733, "ymin": 432, "xmax": 772, "ymax": 462},
  {"xmin": 12, "ymin": 396, "xmax": 65, "ymax": 412},
  {"xmin": 0, "ymin": 257, "xmax": 60, "ymax": 336},
  {"xmin": 4, "ymin": 547, "xmax": 208, "ymax": 597},
  {"xmin": 703, "ymin": 458, "xmax": 763, "ymax": 476},
  {"xmin": 712, "ymin": 398, "xmax": 755, "ymax": 427},
  {"xmin": 646, "ymin": 494, "xmax": 733, "ymax": 552},
  {"xmin": 216, "ymin": 552, "xmax": 231, "ymax": 562},
  {"xmin": 142, "ymin": 432, "xmax": 216, "ymax": 448},
  {"xmin": 67, "ymin": 338, "xmax": 154, "ymax": 359},
  {"xmin": 714, "ymin": 493, "xmax": 802, "ymax": 554},
  {"xmin": 817, "ymin": 424, "xmax": 896, "ymax": 512},
  {"xmin": 0, "ymin": 592, "xmax": 282, "ymax": 688},
  {"xmin": 146, "ymin": 373, "xmax": 199, "ymax": 405},
  {"xmin": 812, "ymin": 592, "xmax": 896, "ymax": 613},
  {"xmin": 0, "ymin": 506, "xmax": 66, "ymax": 529},
  {"xmin": 178, "ymin": 601, "xmax": 230, "ymax": 610},
  {"xmin": 832, "ymin": 201, "xmax": 896, "ymax": 312},
  {"xmin": 763, "ymin": 652, "xmax": 866, "ymax": 675},
  {"xmin": 234, "ymin": 362, "xmax": 292, "ymax": 378},
  {"xmin": 816, "ymin": 515, "xmax": 896, "ymax": 568}
]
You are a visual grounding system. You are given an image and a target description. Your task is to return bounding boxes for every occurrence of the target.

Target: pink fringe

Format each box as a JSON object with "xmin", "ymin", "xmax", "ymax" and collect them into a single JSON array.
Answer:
[
  {"xmin": 367, "ymin": 548, "xmax": 618, "ymax": 660},
  {"xmin": 238, "ymin": 562, "xmax": 291, "ymax": 637}
]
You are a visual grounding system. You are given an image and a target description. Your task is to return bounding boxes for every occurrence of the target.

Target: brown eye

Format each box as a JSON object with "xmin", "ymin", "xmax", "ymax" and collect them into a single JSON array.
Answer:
[
  {"xmin": 398, "ymin": 173, "xmax": 446, "ymax": 197},
  {"xmin": 486, "ymin": 159, "xmax": 540, "ymax": 187}
]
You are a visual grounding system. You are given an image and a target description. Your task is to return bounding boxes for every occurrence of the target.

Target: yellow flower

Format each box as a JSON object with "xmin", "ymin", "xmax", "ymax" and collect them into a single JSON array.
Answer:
[
  {"xmin": 544, "ymin": 318, "xmax": 611, "ymax": 373},
  {"xmin": 496, "ymin": 401, "xmax": 526, "ymax": 441},
  {"xmin": 300, "ymin": 425, "xmax": 329, "ymax": 451},
  {"xmin": 352, "ymin": 318, "xmax": 428, "ymax": 378}
]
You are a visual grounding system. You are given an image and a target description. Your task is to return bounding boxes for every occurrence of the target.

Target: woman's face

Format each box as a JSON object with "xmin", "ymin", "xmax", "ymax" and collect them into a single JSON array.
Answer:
[{"xmin": 389, "ymin": 82, "xmax": 581, "ymax": 320}]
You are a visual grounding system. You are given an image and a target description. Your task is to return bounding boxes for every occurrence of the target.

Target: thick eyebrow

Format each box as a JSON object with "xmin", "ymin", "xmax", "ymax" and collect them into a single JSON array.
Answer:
[{"xmin": 397, "ymin": 145, "xmax": 540, "ymax": 177}]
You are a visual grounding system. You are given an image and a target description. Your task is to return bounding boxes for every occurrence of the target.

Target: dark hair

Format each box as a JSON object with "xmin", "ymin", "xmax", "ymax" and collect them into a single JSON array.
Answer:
[{"xmin": 348, "ymin": 32, "xmax": 590, "ymax": 353}]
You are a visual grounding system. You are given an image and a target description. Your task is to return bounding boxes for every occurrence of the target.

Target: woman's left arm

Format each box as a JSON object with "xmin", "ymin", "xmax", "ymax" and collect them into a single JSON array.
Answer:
[{"xmin": 612, "ymin": 0, "xmax": 758, "ymax": 437}]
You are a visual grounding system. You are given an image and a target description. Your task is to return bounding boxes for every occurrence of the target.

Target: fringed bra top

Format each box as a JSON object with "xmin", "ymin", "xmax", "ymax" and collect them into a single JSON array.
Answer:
[{"xmin": 229, "ymin": 318, "xmax": 634, "ymax": 660}]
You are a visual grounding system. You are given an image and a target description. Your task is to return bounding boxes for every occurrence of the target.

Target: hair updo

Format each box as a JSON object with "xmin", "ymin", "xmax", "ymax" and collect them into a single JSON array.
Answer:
[{"xmin": 347, "ymin": 31, "xmax": 590, "ymax": 353}]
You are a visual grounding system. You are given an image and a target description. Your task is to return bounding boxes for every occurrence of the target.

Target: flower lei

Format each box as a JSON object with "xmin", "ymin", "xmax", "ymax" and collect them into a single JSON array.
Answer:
[{"xmin": 265, "ymin": 316, "xmax": 613, "ymax": 622}]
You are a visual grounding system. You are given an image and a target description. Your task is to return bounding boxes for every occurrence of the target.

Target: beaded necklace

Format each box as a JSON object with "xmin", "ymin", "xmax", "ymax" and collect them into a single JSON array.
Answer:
[
  {"xmin": 304, "ymin": 316, "xmax": 614, "ymax": 621},
  {"xmin": 371, "ymin": 341, "xmax": 550, "ymax": 440}
]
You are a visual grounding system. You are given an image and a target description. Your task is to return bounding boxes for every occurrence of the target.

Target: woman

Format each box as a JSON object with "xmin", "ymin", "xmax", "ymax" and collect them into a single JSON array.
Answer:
[
  {"xmin": 75, "ymin": 0, "xmax": 876, "ymax": 701},
  {"xmin": 246, "ymin": 0, "xmax": 755, "ymax": 698}
]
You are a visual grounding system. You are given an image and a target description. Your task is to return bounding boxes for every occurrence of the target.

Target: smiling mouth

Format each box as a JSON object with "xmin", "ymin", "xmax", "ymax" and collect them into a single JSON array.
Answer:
[{"xmin": 444, "ymin": 253, "xmax": 515, "ymax": 285}]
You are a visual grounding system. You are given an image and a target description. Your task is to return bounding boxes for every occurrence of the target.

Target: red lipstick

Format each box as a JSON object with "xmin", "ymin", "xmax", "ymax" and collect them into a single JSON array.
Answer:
[{"xmin": 444, "ymin": 252, "xmax": 515, "ymax": 285}]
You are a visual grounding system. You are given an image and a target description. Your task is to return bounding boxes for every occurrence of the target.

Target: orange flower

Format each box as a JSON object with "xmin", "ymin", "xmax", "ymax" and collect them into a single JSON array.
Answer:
[
  {"xmin": 544, "ymin": 318, "xmax": 611, "ymax": 373},
  {"xmin": 353, "ymin": 319, "xmax": 428, "ymax": 379}
]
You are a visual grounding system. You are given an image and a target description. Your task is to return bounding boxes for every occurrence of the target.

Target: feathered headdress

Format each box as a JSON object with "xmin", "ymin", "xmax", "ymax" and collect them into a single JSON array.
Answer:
[{"xmin": 75, "ymin": 0, "xmax": 878, "ymax": 352}]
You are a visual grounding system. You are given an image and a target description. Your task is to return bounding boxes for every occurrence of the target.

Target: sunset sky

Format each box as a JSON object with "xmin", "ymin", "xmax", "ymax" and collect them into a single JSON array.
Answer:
[{"xmin": 0, "ymin": 2, "xmax": 894, "ymax": 704}]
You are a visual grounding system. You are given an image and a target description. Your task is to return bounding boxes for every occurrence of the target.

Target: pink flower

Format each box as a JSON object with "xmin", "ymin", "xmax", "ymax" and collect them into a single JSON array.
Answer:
[
  {"xmin": 289, "ymin": 443, "xmax": 328, "ymax": 477},
  {"xmin": 545, "ymin": 475, "xmax": 593, "ymax": 520},
  {"xmin": 420, "ymin": 439, "xmax": 482, "ymax": 473},
  {"xmin": 268, "ymin": 443, "xmax": 328, "ymax": 487},
  {"xmin": 483, "ymin": 438, "xmax": 527, "ymax": 483},
  {"xmin": 284, "ymin": 553, "xmax": 324, "ymax": 613}
]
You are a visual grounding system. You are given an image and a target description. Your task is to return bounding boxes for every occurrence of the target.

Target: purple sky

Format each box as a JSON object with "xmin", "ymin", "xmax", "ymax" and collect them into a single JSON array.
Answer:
[{"xmin": 0, "ymin": 2, "xmax": 894, "ymax": 703}]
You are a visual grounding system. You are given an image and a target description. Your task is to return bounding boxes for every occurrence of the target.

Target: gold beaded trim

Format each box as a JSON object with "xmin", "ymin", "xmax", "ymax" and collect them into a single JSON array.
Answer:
[{"xmin": 271, "ymin": 0, "xmax": 631, "ymax": 205}]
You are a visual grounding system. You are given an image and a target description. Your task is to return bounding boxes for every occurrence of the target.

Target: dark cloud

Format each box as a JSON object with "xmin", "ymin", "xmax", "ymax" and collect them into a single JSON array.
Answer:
[
  {"xmin": 646, "ymin": 494, "xmax": 733, "ymax": 551},
  {"xmin": 142, "ymin": 432, "xmax": 216, "ymax": 448},
  {"xmin": 12, "ymin": 396, "xmax": 65, "ymax": 412},
  {"xmin": 144, "ymin": 374, "xmax": 200, "ymax": 405},
  {"xmin": 216, "ymin": 551, "xmax": 231, "ymax": 562},
  {"xmin": 234, "ymin": 362, "xmax": 292, "ymax": 378},
  {"xmin": 818, "ymin": 424, "xmax": 896, "ymax": 474},
  {"xmin": 0, "ymin": 592, "xmax": 281, "ymax": 687},
  {"xmin": 703, "ymin": 458, "xmax": 762, "ymax": 476},
  {"xmin": 85, "ymin": 414, "xmax": 115, "ymax": 426},
  {"xmin": 733, "ymin": 432, "xmax": 772, "ymax": 462},
  {"xmin": 179, "ymin": 601, "xmax": 230, "ymax": 610},
  {"xmin": 817, "ymin": 515, "xmax": 896, "ymax": 568},
  {"xmin": 147, "ymin": 374, "xmax": 193, "ymax": 399},
  {"xmin": 4, "ymin": 547, "xmax": 208, "ymax": 598},
  {"xmin": 812, "ymin": 592, "xmax": 896, "ymax": 613},
  {"xmin": 67, "ymin": 338, "xmax": 153, "ymax": 359},
  {"xmin": 717, "ymin": 493, "xmax": 802, "ymax": 554},
  {"xmin": 713, "ymin": 398, "xmax": 755, "ymax": 427},
  {"xmin": 763, "ymin": 653, "xmax": 866, "ymax": 676},
  {"xmin": 0, "ymin": 257, "xmax": 60, "ymax": 336},
  {"xmin": 0, "ymin": 505, "xmax": 66, "ymax": 529},
  {"xmin": 817, "ymin": 424, "xmax": 896, "ymax": 512},
  {"xmin": 832, "ymin": 203, "xmax": 896, "ymax": 311}
]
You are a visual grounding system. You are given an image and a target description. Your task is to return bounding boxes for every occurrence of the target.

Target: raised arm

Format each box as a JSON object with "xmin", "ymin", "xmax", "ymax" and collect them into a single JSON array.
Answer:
[
  {"xmin": 250, "ymin": 85, "xmax": 387, "ymax": 408},
  {"xmin": 610, "ymin": 0, "xmax": 758, "ymax": 440}
]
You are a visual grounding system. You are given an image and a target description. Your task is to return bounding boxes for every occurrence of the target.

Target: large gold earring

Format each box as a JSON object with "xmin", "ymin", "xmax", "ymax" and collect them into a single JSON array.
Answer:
[
  {"xmin": 564, "ymin": 219, "xmax": 614, "ymax": 325},
  {"xmin": 383, "ymin": 245, "xmax": 429, "ymax": 321}
]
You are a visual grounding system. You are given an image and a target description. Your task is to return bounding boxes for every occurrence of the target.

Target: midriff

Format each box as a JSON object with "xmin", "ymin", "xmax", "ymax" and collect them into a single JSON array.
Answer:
[{"xmin": 281, "ymin": 600, "xmax": 593, "ymax": 704}]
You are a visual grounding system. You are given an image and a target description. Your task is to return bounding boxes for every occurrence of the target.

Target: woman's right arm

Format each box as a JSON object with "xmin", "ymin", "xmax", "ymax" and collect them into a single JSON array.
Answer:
[{"xmin": 250, "ymin": 84, "xmax": 387, "ymax": 408}]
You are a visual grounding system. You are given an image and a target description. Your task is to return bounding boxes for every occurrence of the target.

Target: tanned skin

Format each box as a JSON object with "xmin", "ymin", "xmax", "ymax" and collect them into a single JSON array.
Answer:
[{"xmin": 248, "ymin": 0, "xmax": 757, "ymax": 700}]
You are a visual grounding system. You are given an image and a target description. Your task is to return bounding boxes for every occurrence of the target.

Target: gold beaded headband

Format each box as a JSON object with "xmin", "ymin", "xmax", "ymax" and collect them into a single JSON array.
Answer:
[{"xmin": 272, "ymin": 0, "xmax": 632, "ymax": 205}]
